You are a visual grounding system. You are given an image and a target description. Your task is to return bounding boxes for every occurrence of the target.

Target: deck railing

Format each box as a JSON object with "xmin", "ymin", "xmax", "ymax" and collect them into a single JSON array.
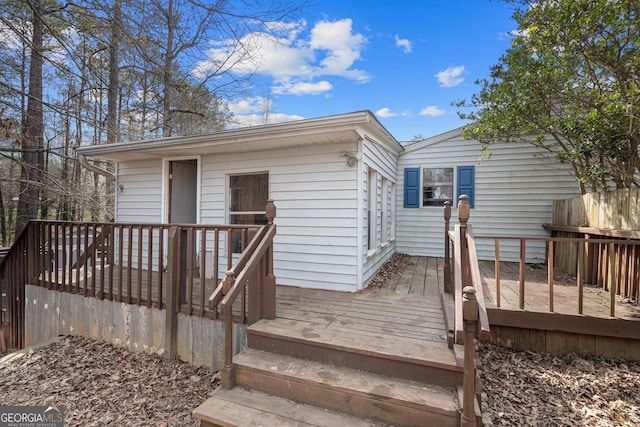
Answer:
[
  {"xmin": 0, "ymin": 201, "xmax": 276, "ymax": 352},
  {"xmin": 476, "ymin": 235, "xmax": 640, "ymax": 317},
  {"xmin": 210, "ymin": 199, "xmax": 277, "ymax": 389},
  {"xmin": 443, "ymin": 195, "xmax": 490, "ymax": 427}
]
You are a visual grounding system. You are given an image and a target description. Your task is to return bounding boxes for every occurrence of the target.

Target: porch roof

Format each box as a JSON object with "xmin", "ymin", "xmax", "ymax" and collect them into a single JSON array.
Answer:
[{"xmin": 77, "ymin": 110, "xmax": 403, "ymax": 162}]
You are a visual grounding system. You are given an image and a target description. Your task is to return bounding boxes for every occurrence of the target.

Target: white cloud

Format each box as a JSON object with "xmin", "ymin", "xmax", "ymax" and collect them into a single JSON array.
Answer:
[
  {"xmin": 394, "ymin": 35, "xmax": 412, "ymax": 53},
  {"xmin": 225, "ymin": 96, "xmax": 305, "ymax": 127},
  {"xmin": 193, "ymin": 18, "xmax": 370, "ymax": 96},
  {"xmin": 375, "ymin": 107, "xmax": 411, "ymax": 118},
  {"xmin": 272, "ymin": 80, "xmax": 333, "ymax": 96},
  {"xmin": 420, "ymin": 106, "xmax": 447, "ymax": 117},
  {"xmin": 435, "ymin": 66, "xmax": 465, "ymax": 88}
]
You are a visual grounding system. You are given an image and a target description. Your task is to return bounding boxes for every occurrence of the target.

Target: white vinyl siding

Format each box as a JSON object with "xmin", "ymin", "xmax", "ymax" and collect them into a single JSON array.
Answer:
[
  {"xmin": 116, "ymin": 159, "xmax": 163, "ymax": 223},
  {"xmin": 361, "ymin": 137, "xmax": 398, "ymax": 288},
  {"xmin": 396, "ymin": 130, "xmax": 580, "ymax": 262},
  {"xmin": 199, "ymin": 142, "xmax": 360, "ymax": 292}
]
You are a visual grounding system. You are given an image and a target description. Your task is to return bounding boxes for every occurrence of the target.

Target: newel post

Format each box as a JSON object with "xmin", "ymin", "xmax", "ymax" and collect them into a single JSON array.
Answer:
[
  {"xmin": 165, "ymin": 226, "xmax": 186, "ymax": 360},
  {"xmin": 458, "ymin": 195, "xmax": 471, "ymax": 288},
  {"xmin": 263, "ymin": 199, "xmax": 277, "ymax": 320},
  {"xmin": 462, "ymin": 286, "xmax": 478, "ymax": 427},
  {"xmin": 443, "ymin": 201, "xmax": 452, "ymax": 293}
]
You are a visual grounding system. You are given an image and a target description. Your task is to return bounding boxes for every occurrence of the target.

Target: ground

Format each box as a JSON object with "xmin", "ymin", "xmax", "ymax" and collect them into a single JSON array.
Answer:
[
  {"xmin": 0, "ymin": 336, "xmax": 218, "ymax": 426},
  {"xmin": 1, "ymin": 254, "xmax": 639, "ymax": 426}
]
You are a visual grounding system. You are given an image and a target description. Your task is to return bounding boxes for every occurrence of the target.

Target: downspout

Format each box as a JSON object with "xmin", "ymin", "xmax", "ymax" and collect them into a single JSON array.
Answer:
[{"xmin": 78, "ymin": 153, "xmax": 116, "ymax": 181}]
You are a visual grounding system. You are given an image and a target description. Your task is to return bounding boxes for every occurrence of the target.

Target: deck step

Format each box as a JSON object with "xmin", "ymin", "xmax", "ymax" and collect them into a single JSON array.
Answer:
[
  {"xmin": 247, "ymin": 318, "xmax": 462, "ymax": 387},
  {"xmin": 193, "ymin": 387, "xmax": 387, "ymax": 427},
  {"xmin": 233, "ymin": 348, "xmax": 460, "ymax": 427}
]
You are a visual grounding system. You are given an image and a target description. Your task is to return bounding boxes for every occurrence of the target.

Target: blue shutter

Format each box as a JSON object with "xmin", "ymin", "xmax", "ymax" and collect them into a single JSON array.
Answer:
[
  {"xmin": 404, "ymin": 167, "xmax": 420, "ymax": 208},
  {"xmin": 457, "ymin": 165, "xmax": 475, "ymax": 208}
]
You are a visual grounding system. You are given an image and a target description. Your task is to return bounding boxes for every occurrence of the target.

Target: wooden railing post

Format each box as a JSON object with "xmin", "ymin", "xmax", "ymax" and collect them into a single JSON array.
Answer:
[
  {"xmin": 263, "ymin": 199, "xmax": 276, "ymax": 319},
  {"xmin": 458, "ymin": 195, "xmax": 471, "ymax": 288},
  {"xmin": 462, "ymin": 286, "xmax": 478, "ymax": 427},
  {"xmin": 165, "ymin": 226, "xmax": 186, "ymax": 360},
  {"xmin": 222, "ymin": 271, "xmax": 237, "ymax": 389},
  {"xmin": 444, "ymin": 201, "xmax": 452, "ymax": 293}
]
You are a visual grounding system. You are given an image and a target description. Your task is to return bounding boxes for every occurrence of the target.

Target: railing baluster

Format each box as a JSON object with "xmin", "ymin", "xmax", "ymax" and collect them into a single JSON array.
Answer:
[
  {"xmin": 75, "ymin": 223, "xmax": 81, "ymax": 293},
  {"xmin": 548, "ymin": 240, "xmax": 554, "ymax": 312},
  {"xmin": 519, "ymin": 239, "xmax": 526, "ymax": 310},
  {"xmin": 83, "ymin": 225, "xmax": 89, "ymax": 295},
  {"xmin": 136, "ymin": 226, "xmax": 143, "ymax": 305},
  {"xmin": 147, "ymin": 226, "xmax": 153, "ymax": 307},
  {"xmin": 609, "ymin": 243, "xmax": 616, "ymax": 317},
  {"xmin": 117, "ymin": 226, "xmax": 124, "ymax": 302},
  {"xmin": 108, "ymin": 225, "xmax": 114, "ymax": 300},
  {"xmin": 127, "ymin": 226, "xmax": 133, "ymax": 304},
  {"xmin": 158, "ymin": 227, "xmax": 164, "ymax": 309},
  {"xmin": 91, "ymin": 225, "xmax": 97, "ymax": 297},
  {"xmin": 200, "ymin": 228, "xmax": 207, "ymax": 317},
  {"xmin": 495, "ymin": 239, "xmax": 500, "ymax": 308},
  {"xmin": 577, "ymin": 241, "xmax": 584, "ymax": 315}
]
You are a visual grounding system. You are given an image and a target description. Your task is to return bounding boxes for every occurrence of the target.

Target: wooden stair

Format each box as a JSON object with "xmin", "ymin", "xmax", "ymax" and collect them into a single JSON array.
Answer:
[{"xmin": 193, "ymin": 317, "xmax": 474, "ymax": 426}]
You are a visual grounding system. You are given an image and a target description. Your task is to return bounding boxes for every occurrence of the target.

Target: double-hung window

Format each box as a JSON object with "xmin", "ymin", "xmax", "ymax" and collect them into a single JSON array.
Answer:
[
  {"xmin": 423, "ymin": 168, "xmax": 454, "ymax": 207},
  {"xmin": 229, "ymin": 173, "xmax": 269, "ymax": 252}
]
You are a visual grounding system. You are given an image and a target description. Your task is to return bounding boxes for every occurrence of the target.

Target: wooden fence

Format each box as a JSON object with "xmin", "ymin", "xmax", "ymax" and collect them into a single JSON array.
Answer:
[{"xmin": 548, "ymin": 188, "xmax": 639, "ymax": 302}]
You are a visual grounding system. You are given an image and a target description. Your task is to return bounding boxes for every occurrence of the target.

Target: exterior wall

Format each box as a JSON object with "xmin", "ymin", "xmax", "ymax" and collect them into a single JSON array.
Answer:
[
  {"xmin": 116, "ymin": 159, "xmax": 163, "ymax": 223},
  {"xmin": 396, "ymin": 131, "xmax": 581, "ymax": 262},
  {"xmin": 113, "ymin": 143, "xmax": 368, "ymax": 292},
  {"xmin": 199, "ymin": 142, "xmax": 361, "ymax": 292},
  {"xmin": 361, "ymin": 138, "xmax": 398, "ymax": 288},
  {"xmin": 23, "ymin": 285, "xmax": 246, "ymax": 369}
]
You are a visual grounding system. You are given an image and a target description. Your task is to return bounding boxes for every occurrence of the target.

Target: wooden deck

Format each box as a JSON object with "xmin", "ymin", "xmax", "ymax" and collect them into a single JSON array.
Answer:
[
  {"xmin": 37, "ymin": 255, "xmax": 640, "ymax": 323},
  {"xmin": 275, "ymin": 285, "xmax": 449, "ymax": 347},
  {"xmin": 379, "ymin": 256, "xmax": 640, "ymax": 321}
]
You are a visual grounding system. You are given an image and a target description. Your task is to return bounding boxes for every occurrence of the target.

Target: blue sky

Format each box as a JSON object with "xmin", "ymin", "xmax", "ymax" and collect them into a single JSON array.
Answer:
[{"xmin": 206, "ymin": 1, "xmax": 518, "ymax": 141}]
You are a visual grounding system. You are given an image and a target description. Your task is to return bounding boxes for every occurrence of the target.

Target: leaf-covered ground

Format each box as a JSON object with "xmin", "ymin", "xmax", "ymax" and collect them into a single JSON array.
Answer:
[
  {"xmin": 0, "ymin": 336, "xmax": 218, "ymax": 426},
  {"xmin": 478, "ymin": 343, "xmax": 640, "ymax": 426}
]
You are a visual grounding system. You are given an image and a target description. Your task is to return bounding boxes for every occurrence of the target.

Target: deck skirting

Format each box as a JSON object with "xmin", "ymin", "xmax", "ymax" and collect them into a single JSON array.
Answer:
[{"xmin": 23, "ymin": 285, "xmax": 246, "ymax": 369}]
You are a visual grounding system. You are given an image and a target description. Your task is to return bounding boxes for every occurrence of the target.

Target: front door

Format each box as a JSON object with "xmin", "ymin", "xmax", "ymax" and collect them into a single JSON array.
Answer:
[{"xmin": 168, "ymin": 159, "xmax": 197, "ymax": 224}]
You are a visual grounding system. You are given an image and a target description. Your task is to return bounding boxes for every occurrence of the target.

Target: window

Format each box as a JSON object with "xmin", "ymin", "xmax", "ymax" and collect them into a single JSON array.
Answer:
[
  {"xmin": 381, "ymin": 177, "xmax": 388, "ymax": 243},
  {"xmin": 423, "ymin": 168, "xmax": 453, "ymax": 206},
  {"xmin": 229, "ymin": 173, "xmax": 269, "ymax": 252},
  {"xmin": 367, "ymin": 168, "xmax": 377, "ymax": 251}
]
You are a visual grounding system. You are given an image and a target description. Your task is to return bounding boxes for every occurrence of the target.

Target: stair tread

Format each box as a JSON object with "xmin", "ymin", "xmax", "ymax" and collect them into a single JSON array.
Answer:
[
  {"xmin": 249, "ymin": 318, "xmax": 461, "ymax": 371},
  {"xmin": 193, "ymin": 387, "xmax": 387, "ymax": 427},
  {"xmin": 235, "ymin": 348, "xmax": 460, "ymax": 414}
]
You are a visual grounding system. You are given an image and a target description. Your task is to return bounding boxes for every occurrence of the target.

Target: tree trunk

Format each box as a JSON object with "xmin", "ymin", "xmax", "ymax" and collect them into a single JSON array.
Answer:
[
  {"xmin": 162, "ymin": 0, "xmax": 175, "ymax": 137},
  {"xmin": 15, "ymin": 0, "xmax": 44, "ymax": 236},
  {"xmin": 0, "ymin": 186, "xmax": 6, "ymax": 246}
]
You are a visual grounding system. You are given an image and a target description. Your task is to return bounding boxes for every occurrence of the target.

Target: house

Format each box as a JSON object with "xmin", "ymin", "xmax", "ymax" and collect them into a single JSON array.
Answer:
[
  {"xmin": 77, "ymin": 111, "xmax": 580, "ymax": 292},
  {"xmin": 77, "ymin": 111, "xmax": 402, "ymax": 293},
  {"xmin": 396, "ymin": 128, "xmax": 580, "ymax": 262}
]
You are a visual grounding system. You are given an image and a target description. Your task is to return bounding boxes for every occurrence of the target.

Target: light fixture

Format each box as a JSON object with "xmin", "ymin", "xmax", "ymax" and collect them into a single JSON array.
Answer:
[
  {"xmin": 118, "ymin": 183, "xmax": 124, "ymax": 193},
  {"xmin": 340, "ymin": 151, "xmax": 361, "ymax": 167}
]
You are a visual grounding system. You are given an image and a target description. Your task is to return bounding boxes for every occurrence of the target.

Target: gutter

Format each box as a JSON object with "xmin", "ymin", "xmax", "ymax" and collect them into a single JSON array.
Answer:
[{"xmin": 78, "ymin": 153, "xmax": 116, "ymax": 180}]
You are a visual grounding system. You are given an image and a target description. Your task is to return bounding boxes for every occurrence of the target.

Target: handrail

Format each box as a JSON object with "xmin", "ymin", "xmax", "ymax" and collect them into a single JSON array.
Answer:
[
  {"xmin": 453, "ymin": 224, "xmax": 464, "ymax": 343},
  {"xmin": 211, "ymin": 199, "xmax": 277, "ymax": 389},
  {"xmin": 466, "ymin": 225, "xmax": 490, "ymax": 336},
  {"xmin": 208, "ymin": 225, "xmax": 268, "ymax": 311},
  {"xmin": 220, "ymin": 225, "xmax": 276, "ymax": 312}
]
